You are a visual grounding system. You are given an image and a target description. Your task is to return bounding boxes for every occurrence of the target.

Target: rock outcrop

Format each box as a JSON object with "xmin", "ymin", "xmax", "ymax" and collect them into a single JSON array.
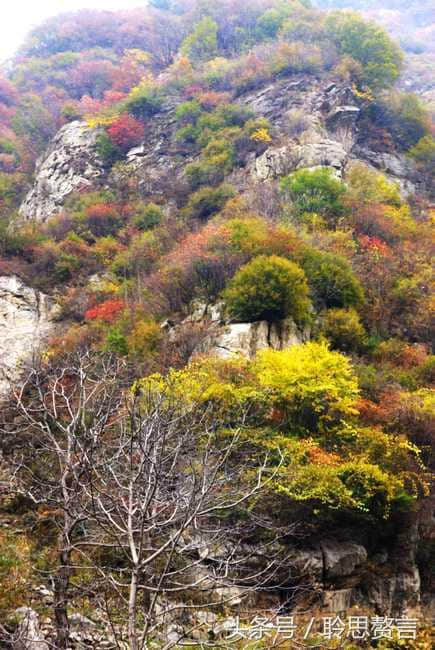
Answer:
[
  {"xmin": 321, "ymin": 540, "xmax": 367, "ymax": 579},
  {"xmin": 0, "ymin": 276, "xmax": 57, "ymax": 398},
  {"xmin": 192, "ymin": 318, "xmax": 309, "ymax": 359},
  {"xmin": 19, "ymin": 77, "xmax": 423, "ymax": 222},
  {"xmin": 12, "ymin": 608, "xmax": 49, "ymax": 650},
  {"xmin": 19, "ymin": 121, "xmax": 104, "ymax": 222},
  {"xmin": 251, "ymin": 137, "xmax": 348, "ymax": 181}
]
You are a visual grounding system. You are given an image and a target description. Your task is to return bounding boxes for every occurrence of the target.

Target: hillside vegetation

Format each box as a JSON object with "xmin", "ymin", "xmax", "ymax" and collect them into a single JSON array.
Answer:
[{"xmin": 0, "ymin": 1, "xmax": 433, "ymax": 648}]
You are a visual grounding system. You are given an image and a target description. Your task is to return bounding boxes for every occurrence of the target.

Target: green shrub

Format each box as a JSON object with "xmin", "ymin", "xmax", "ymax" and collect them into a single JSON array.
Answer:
[
  {"xmin": 409, "ymin": 135, "xmax": 435, "ymax": 172},
  {"xmin": 185, "ymin": 158, "xmax": 228, "ymax": 189},
  {"xmin": 133, "ymin": 203, "xmax": 163, "ymax": 230},
  {"xmin": 256, "ymin": 8, "xmax": 285, "ymax": 39},
  {"xmin": 184, "ymin": 184, "xmax": 235, "ymax": 221},
  {"xmin": 325, "ymin": 11, "xmax": 403, "ymax": 90},
  {"xmin": 181, "ymin": 16, "xmax": 218, "ymax": 63},
  {"xmin": 175, "ymin": 124, "xmax": 199, "ymax": 144},
  {"xmin": 321, "ymin": 307, "xmax": 366, "ymax": 353},
  {"xmin": 223, "ymin": 254, "xmax": 311, "ymax": 324},
  {"xmin": 123, "ymin": 81, "xmax": 163, "ymax": 119},
  {"xmin": 215, "ymin": 103, "xmax": 254, "ymax": 127},
  {"xmin": 280, "ymin": 167, "xmax": 346, "ymax": 226},
  {"xmin": 54, "ymin": 252, "xmax": 81, "ymax": 281},
  {"xmin": 301, "ymin": 249, "xmax": 364, "ymax": 309},
  {"xmin": 96, "ymin": 132, "xmax": 121, "ymax": 167},
  {"xmin": 336, "ymin": 461, "xmax": 403, "ymax": 518},
  {"xmin": 197, "ymin": 111, "xmax": 225, "ymax": 133},
  {"xmin": 105, "ymin": 328, "xmax": 128, "ymax": 356},
  {"xmin": 175, "ymin": 100, "xmax": 202, "ymax": 125},
  {"xmin": 185, "ymin": 139, "xmax": 234, "ymax": 189}
]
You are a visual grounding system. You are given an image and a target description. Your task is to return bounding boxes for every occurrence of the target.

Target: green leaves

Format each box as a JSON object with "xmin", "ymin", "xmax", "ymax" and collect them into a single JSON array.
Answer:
[
  {"xmin": 223, "ymin": 255, "xmax": 311, "ymax": 324},
  {"xmin": 181, "ymin": 17, "xmax": 219, "ymax": 63},
  {"xmin": 325, "ymin": 11, "xmax": 403, "ymax": 90},
  {"xmin": 280, "ymin": 167, "xmax": 347, "ymax": 226}
]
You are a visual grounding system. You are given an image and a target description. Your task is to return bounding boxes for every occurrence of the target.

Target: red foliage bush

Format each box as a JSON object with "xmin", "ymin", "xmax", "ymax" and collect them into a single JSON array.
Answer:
[
  {"xmin": 358, "ymin": 235, "xmax": 391, "ymax": 258},
  {"xmin": 107, "ymin": 113, "xmax": 145, "ymax": 151},
  {"xmin": 85, "ymin": 203, "xmax": 121, "ymax": 237},
  {"xmin": 196, "ymin": 91, "xmax": 230, "ymax": 110},
  {"xmin": 85, "ymin": 299, "xmax": 125, "ymax": 323}
]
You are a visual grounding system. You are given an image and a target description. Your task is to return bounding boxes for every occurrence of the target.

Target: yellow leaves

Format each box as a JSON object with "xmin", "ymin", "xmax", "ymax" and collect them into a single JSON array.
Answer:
[
  {"xmin": 351, "ymin": 83, "xmax": 374, "ymax": 102},
  {"xmin": 126, "ymin": 319, "xmax": 161, "ymax": 359},
  {"xmin": 124, "ymin": 49, "xmax": 150, "ymax": 65},
  {"xmin": 126, "ymin": 76, "xmax": 156, "ymax": 101},
  {"xmin": 345, "ymin": 162, "xmax": 402, "ymax": 207},
  {"xmin": 204, "ymin": 56, "xmax": 230, "ymax": 71},
  {"xmin": 254, "ymin": 342, "xmax": 359, "ymax": 409},
  {"xmin": 383, "ymin": 203, "xmax": 417, "ymax": 237},
  {"xmin": 86, "ymin": 113, "xmax": 119, "ymax": 129},
  {"xmin": 250, "ymin": 127, "xmax": 272, "ymax": 143}
]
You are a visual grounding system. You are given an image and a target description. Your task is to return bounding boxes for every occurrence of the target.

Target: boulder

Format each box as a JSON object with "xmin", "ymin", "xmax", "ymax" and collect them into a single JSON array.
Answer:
[
  {"xmin": 321, "ymin": 540, "xmax": 367, "ymax": 579},
  {"xmin": 393, "ymin": 568, "xmax": 421, "ymax": 613},
  {"xmin": 287, "ymin": 548, "xmax": 324, "ymax": 582},
  {"xmin": 362, "ymin": 573, "xmax": 396, "ymax": 615},
  {"xmin": 19, "ymin": 121, "xmax": 104, "ymax": 222},
  {"xmin": 69, "ymin": 613, "xmax": 98, "ymax": 631},
  {"xmin": 12, "ymin": 608, "xmax": 49, "ymax": 650},
  {"xmin": 0, "ymin": 276, "xmax": 58, "ymax": 398},
  {"xmin": 251, "ymin": 138, "xmax": 348, "ymax": 181}
]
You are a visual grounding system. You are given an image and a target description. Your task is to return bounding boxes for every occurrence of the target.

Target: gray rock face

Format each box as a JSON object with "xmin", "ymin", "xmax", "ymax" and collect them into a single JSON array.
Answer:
[
  {"xmin": 321, "ymin": 540, "xmax": 368, "ymax": 579},
  {"xmin": 19, "ymin": 121, "xmax": 104, "ymax": 222},
  {"xmin": 287, "ymin": 548, "xmax": 324, "ymax": 582},
  {"xmin": 323, "ymin": 588, "xmax": 354, "ymax": 613},
  {"xmin": 125, "ymin": 100, "xmax": 188, "ymax": 199},
  {"xmin": 191, "ymin": 317, "xmax": 310, "ymax": 360},
  {"xmin": 252, "ymin": 138, "xmax": 348, "ymax": 181},
  {"xmin": 0, "ymin": 276, "xmax": 57, "ymax": 398},
  {"xmin": 18, "ymin": 77, "xmax": 424, "ymax": 224},
  {"xmin": 12, "ymin": 608, "xmax": 49, "ymax": 650},
  {"xmin": 243, "ymin": 78, "xmax": 360, "ymax": 182}
]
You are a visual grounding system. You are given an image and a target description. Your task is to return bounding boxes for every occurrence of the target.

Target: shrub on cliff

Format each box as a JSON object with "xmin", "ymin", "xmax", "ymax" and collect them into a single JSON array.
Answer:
[
  {"xmin": 280, "ymin": 167, "xmax": 347, "ymax": 226},
  {"xmin": 183, "ymin": 183, "xmax": 235, "ymax": 220},
  {"xmin": 301, "ymin": 249, "xmax": 364, "ymax": 310},
  {"xmin": 106, "ymin": 113, "xmax": 145, "ymax": 152},
  {"xmin": 223, "ymin": 254, "xmax": 311, "ymax": 324}
]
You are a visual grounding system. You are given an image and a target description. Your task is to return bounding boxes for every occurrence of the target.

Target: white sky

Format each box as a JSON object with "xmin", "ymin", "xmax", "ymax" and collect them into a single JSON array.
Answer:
[{"xmin": 1, "ymin": 1, "xmax": 147, "ymax": 63}]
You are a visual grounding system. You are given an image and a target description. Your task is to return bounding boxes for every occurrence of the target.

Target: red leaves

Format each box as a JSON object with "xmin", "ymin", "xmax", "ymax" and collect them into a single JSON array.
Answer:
[
  {"xmin": 85, "ymin": 299, "xmax": 125, "ymax": 323},
  {"xmin": 358, "ymin": 235, "xmax": 391, "ymax": 257},
  {"xmin": 85, "ymin": 203, "xmax": 121, "ymax": 237},
  {"xmin": 107, "ymin": 113, "xmax": 145, "ymax": 151}
]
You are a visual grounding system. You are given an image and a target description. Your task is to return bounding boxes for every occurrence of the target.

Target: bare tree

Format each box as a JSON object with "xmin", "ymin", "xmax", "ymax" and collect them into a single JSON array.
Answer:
[
  {"xmin": 81, "ymin": 384, "xmax": 293, "ymax": 649},
  {"xmin": 2, "ymin": 352, "xmax": 298, "ymax": 649},
  {"xmin": 1, "ymin": 351, "xmax": 124, "ymax": 649}
]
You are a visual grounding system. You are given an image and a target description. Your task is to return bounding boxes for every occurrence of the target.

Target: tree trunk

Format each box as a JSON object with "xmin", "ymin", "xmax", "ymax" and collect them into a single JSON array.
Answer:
[
  {"xmin": 54, "ymin": 546, "xmax": 71, "ymax": 649},
  {"xmin": 128, "ymin": 568, "xmax": 139, "ymax": 650}
]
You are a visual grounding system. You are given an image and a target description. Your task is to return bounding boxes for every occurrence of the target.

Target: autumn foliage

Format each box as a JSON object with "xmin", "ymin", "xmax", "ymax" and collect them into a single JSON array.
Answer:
[
  {"xmin": 85, "ymin": 299, "xmax": 125, "ymax": 323},
  {"xmin": 107, "ymin": 113, "xmax": 145, "ymax": 151}
]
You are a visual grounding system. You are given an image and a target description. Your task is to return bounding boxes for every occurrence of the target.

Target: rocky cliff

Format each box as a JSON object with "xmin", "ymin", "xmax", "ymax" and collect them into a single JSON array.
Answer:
[
  {"xmin": 0, "ymin": 276, "xmax": 58, "ymax": 398},
  {"xmin": 18, "ymin": 77, "xmax": 422, "ymax": 227},
  {"xmin": 19, "ymin": 121, "xmax": 104, "ymax": 223}
]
